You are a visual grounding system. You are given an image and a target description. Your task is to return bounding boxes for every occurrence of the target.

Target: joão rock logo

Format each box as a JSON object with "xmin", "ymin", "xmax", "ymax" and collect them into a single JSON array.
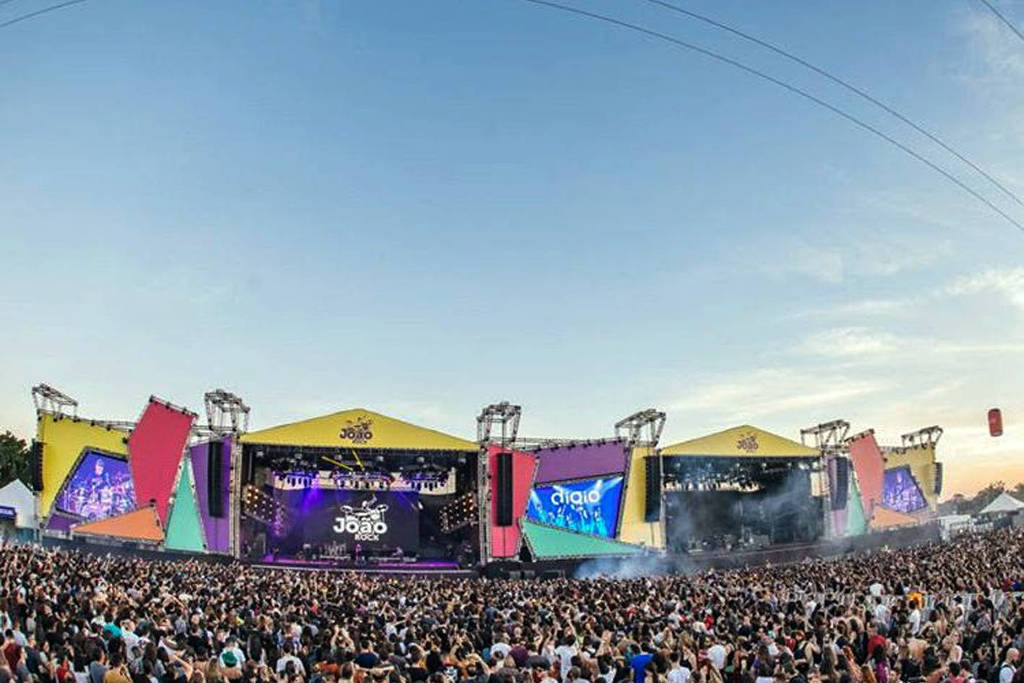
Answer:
[
  {"xmin": 333, "ymin": 497, "xmax": 389, "ymax": 541},
  {"xmin": 339, "ymin": 417, "xmax": 373, "ymax": 444},
  {"xmin": 736, "ymin": 433, "xmax": 759, "ymax": 453}
]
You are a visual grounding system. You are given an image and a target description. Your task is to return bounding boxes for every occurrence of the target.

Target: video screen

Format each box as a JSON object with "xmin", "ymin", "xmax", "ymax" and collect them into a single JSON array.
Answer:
[
  {"xmin": 882, "ymin": 466, "xmax": 927, "ymax": 513},
  {"xmin": 55, "ymin": 451, "xmax": 136, "ymax": 520},
  {"xmin": 526, "ymin": 476, "xmax": 623, "ymax": 538}
]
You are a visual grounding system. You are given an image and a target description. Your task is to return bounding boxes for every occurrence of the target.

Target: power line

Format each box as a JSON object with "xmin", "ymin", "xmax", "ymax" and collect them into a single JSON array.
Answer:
[
  {"xmin": 976, "ymin": 0, "xmax": 1024, "ymax": 45},
  {"xmin": 506, "ymin": 0, "xmax": 1024, "ymax": 234},
  {"xmin": 641, "ymin": 0, "xmax": 1024, "ymax": 210},
  {"xmin": 0, "ymin": 0, "xmax": 87, "ymax": 30}
]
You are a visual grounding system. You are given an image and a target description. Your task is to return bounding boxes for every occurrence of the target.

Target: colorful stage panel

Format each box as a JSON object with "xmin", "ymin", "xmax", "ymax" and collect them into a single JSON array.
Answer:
[
  {"xmin": 240, "ymin": 409, "xmax": 478, "ymax": 451},
  {"xmin": 619, "ymin": 446, "xmax": 664, "ymax": 548},
  {"xmin": 189, "ymin": 439, "xmax": 232, "ymax": 553},
  {"xmin": 489, "ymin": 445, "xmax": 537, "ymax": 558},
  {"xmin": 533, "ymin": 441, "xmax": 629, "ymax": 485},
  {"xmin": 128, "ymin": 399, "xmax": 195, "ymax": 523},
  {"xmin": 885, "ymin": 444, "xmax": 938, "ymax": 512},
  {"xmin": 72, "ymin": 507, "xmax": 165, "ymax": 543},
  {"xmin": 845, "ymin": 475, "xmax": 868, "ymax": 536},
  {"xmin": 521, "ymin": 520, "xmax": 644, "ymax": 559},
  {"xmin": 53, "ymin": 450, "xmax": 136, "ymax": 521},
  {"xmin": 36, "ymin": 414, "xmax": 129, "ymax": 519},
  {"xmin": 526, "ymin": 476, "xmax": 623, "ymax": 538},
  {"xmin": 165, "ymin": 459, "xmax": 206, "ymax": 552},
  {"xmin": 848, "ymin": 431, "xmax": 885, "ymax": 517}
]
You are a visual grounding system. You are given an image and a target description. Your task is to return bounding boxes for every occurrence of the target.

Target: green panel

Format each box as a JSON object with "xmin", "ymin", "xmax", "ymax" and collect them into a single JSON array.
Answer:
[
  {"xmin": 523, "ymin": 521, "xmax": 646, "ymax": 558},
  {"xmin": 165, "ymin": 459, "xmax": 206, "ymax": 552},
  {"xmin": 845, "ymin": 475, "xmax": 868, "ymax": 537}
]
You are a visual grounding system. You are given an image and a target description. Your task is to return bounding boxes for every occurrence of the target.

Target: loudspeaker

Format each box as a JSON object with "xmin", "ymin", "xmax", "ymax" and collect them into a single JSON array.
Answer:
[
  {"xmin": 241, "ymin": 448, "xmax": 255, "ymax": 486},
  {"xmin": 208, "ymin": 441, "xmax": 224, "ymax": 518},
  {"xmin": 644, "ymin": 456, "xmax": 661, "ymax": 522},
  {"xmin": 31, "ymin": 441, "xmax": 44, "ymax": 492},
  {"xmin": 832, "ymin": 458, "xmax": 849, "ymax": 511},
  {"xmin": 934, "ymin": 462, "xmax": 943, "ymax": 496},
  {"xmin": 496, "ymin": 451, "xmax": 514, "ymax": 526}
]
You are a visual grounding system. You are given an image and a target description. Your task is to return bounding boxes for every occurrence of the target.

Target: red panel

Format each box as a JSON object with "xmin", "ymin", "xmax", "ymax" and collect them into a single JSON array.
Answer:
[
  {"xmin": 129, "ymin": 399, "xmax": 195, "ymax": 523},
  {"xmin": 849, "ymin": 431, "xmax": 885, "ymax": 518},
  {"xmin": 488, "ymin": 445, "xmax": 537, "ymax": 558}
]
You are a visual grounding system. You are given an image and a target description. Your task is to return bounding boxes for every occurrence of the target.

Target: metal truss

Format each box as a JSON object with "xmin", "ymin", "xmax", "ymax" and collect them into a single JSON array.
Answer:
[
  {"xmin": 31, "ymin": 383, "xmax": 78, "ymax": 417},
  {"xmin": 900, "ymin": 425, "xmax": 943, "ymax": 448},
  {"xmin": 476, "ymin": 402, "xmax": 521, "ymax": 446},
  {"xmin": 614, "ymin": 408, "xmax": 666, "ymax": 446},
  {"xmin": 203, "ymin": 389, "xmax": 250, "ymax": 434},
  {"xmin": 800, "ymin": 419, "xmax": 850, "ymax": 451}
]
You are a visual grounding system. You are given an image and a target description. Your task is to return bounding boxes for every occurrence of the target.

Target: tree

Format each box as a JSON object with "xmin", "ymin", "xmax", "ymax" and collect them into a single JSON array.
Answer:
[{"xmin": 0, "ymin": 431, "xmax": 31, "ymax": 487}]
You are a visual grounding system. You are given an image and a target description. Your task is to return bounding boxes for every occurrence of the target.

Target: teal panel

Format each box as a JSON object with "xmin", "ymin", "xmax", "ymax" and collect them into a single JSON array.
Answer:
[
  {"xmin": 165, "ymin": 459, "xmax": 206, "ymax": 552},
  {"xmin": 846, "ymin": 475, "xmax": 868, "ymax": 537},
  {"xmin": 523, "ymin": 521, "xmax": 645, "ymax": 558}
]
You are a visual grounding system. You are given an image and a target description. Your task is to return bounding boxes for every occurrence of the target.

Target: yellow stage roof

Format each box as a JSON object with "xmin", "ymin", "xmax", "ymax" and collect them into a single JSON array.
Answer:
[
  {"xmin": 660, "ymin": 425, "xmax": 819, "ymax": 459},
  {"xmin": 240, "ymin": 408, "xmax": 478, "ymax": 451}
]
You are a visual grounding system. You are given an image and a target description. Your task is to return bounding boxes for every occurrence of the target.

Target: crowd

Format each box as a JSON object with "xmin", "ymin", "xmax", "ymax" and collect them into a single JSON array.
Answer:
[{"xmin": 3, "ymin": 528, "xmax": 1024, "ymax": 683}]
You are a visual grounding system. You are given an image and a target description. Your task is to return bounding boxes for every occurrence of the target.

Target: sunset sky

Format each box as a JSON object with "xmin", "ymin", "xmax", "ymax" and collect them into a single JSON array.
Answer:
[{"xmin": 1, "ymin": 0, "xmax": 1022, "ymax": 499}]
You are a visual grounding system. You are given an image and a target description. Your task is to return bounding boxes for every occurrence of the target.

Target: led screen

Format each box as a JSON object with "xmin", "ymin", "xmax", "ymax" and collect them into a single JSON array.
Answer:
[
  {"xmin": 882, "ymin": 466, "xmax": 927, "ymax": 513},
  {"xmin": 55, "ymin": 451, "xmax": 136, "ymax": 520},
  {"xmin": 527, "ymin": 476, "xmax": 623, "ymax": 538}
]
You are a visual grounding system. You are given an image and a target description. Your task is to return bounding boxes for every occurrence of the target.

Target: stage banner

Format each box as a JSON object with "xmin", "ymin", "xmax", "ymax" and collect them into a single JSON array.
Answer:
[
  {"xmin": 272, "ymin": 488, "xmax": 420, "ymax": 554},
  {"xmin": 533, "ymin": 441, "xmax": 629, "ymax": 486},
  {"xmin": 526, "ymin": 476, "xmax": 623, "ymax": 538}
]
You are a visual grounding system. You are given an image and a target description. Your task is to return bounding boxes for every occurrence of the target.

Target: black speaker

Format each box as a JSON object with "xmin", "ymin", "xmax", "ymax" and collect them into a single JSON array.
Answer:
[
  {"xmin": 644, "ymin": 456, "xmax": 661, "ymax": 522},
  {"xmin": 208, "ymin": 441, "xmax": 224, "ymax": 518},
  {"xmin": 495, "ymin": 451, "xmax": 514, "ymax": 526},
  {"xmin": 31, "ymin": 441, "xmax": 44, "ymax": 492},
  {"xmin": 832, "ymin": 458, "xmax": 849, "ymax": 511},
  {"xmin": 241, "ymin": 448, "xmax": 255, "ymax": 487},
  {"xmin": 934, "ymin": 462, "xmax": 943, "ymax": 496}
]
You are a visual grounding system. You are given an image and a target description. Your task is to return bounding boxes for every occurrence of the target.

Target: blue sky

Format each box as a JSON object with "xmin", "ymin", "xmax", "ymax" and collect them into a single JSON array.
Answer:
[{"xmin": 1, "ymin": 0, "xmax": 1022, "ymax": 495}]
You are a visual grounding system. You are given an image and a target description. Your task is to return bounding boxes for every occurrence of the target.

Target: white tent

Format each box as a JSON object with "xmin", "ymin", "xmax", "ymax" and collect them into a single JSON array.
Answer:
[
  {"xmin": 0, "ymin": 479, "xmax": 36, "ymax": 529},
  {"xmin": 979, "ymin": 492, "xmax": 1024, "ymax": 516}
]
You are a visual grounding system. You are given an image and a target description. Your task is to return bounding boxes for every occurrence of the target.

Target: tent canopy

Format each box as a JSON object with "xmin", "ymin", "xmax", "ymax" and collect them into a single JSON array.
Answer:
[
  {"xmin": 0, "ymin": 479, "xmax": 37, "ymax": 529},
  {"xmin": 240, "ymin": 408, "xmax": 478, "ymax": 451},
  {"xmin": 979, "ymin": 492, "xmax": 1024, "ymax": 515},
  {"xmin": 660, "ymin": 425, "xmax": 819, "ymax": 459}
]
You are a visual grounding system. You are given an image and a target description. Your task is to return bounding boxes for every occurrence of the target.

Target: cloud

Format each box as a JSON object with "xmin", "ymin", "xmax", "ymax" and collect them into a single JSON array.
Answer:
[
  {"xmin": 790, "ymin": 298, "xmax": 910, "ymax": 320},
  {"xmin": 796, "ymin": 327, "xmax": 901, "ymax": 358},
  {"xmin": 666, "ymin": 367, "xmax": 891, "ymax": 422},
  {"xmin": 947, "ymin": 266, "xmax": 1024, "ymax": 311}
]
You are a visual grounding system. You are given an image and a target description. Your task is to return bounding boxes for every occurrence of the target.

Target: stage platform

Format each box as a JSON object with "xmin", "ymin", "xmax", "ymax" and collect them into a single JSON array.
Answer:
[{"xmin": 248, "ymin": 556, "xmax": 478, "ymax": 576}]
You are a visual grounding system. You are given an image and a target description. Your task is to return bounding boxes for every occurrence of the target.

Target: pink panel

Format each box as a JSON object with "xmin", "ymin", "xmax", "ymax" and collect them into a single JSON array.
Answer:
[
  {"xmin": 849, "ymin": 431, "xmax": 885, "ymax": 518},
  {"xmin": 488, "ymin": 445, "xmax": 537, "ymax": 558},
  {"xmin": 129, "ymin": 399, "xmax": 196, "ymax": 523}
]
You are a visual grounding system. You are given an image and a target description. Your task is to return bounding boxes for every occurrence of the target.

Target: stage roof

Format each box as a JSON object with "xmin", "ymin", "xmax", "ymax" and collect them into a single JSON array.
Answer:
[
  {"xmin": 240, "ymin": 408, "xmax": 478, "ymax": 452},
  {"xmin": 660, "ymin": 425, "xmax": 819, "ymax": 459}
]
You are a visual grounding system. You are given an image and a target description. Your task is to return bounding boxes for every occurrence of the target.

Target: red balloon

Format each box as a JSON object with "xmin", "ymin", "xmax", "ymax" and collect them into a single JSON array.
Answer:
[{"xmin": 989, "ymin": 408, "xmax": 1003, "ymax": 437}]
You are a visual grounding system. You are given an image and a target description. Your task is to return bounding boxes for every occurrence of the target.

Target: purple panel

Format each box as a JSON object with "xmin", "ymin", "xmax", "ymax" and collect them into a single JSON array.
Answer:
[
  {"xmin": 189, "ymin": 438, "xmax": 232, "ymax": 553},
  {"xmin": 534, "ymin": 441, "xmax": 629, "ymax": 485},
  {"xmin": 46, "ymin": 513, "xmax": 77, "ymax": 533}
]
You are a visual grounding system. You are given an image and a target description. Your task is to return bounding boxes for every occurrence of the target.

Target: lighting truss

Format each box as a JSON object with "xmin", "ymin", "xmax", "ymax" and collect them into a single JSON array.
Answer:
[
  {"xmin": 900, "ymin": 425, "xmax": 943, "ymax": 448},
  {"xmin": 614, "ymin": 408, "xmax": 666, "ymax": 446},
  {"xmin": 31, "ymin": 383, "xmax": 78, "ymax": 417},
  {"xmin": 800, "ymin": 420, "xmax": 850, "ymax": 452},
  {"xmin": 477, "ymin": 401, "xmax": 521, "ymax": 445},
  {"xmin": 204, "ymin": 389, "xmax": 250, "ymax": 434}
]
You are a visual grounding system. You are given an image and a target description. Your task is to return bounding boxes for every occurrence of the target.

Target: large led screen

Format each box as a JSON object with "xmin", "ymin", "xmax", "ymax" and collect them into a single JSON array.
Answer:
[
  {"xmin": 271, "ymin": 488, "xmax": 420, "ymax": 554},
  {"xmin": 882, "ymin": 466, "xmax": 927, "ymax": 514},
  {"xmin": 526, "ymin": 476, "xmax": 623, "ymax": 538},
  {"xmin": 54, "ymin": 451, "xmax": 136, "ymax": 520}
]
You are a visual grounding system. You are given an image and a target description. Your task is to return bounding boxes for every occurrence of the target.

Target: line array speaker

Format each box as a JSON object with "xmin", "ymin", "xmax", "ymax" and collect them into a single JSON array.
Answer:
[
  {"xmin": 496, "ymin": 451, "xmax": 514, "ymax": 526},
  {"xmin": 208, "ymin": 441, "xmax": 224, "ymax": 518},
  {"xmin": 644, "ymin": 456, "xmax": 661, "ymax": 522}
]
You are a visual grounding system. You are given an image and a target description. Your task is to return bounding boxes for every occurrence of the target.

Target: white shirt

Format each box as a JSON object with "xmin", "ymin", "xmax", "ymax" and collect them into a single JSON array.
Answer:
[
  {"xmin": 708, "ymin": 644, "xmax": 727, "ymax": 670},
  {"xmin": 1000, "ymin": 665, "xmax": 1015, "ymax": 683},
  {"xmin": 869, "ymin": 583, "xmax": 884, "ymax": 598},
  {"xmin": 276, "ymin": 655, "xmax": 306, "ymax": 675},
  {"xmin": 668, "ymin": 666, "xmax": 692, "ymax": 683},
  {"xmin": 909, "ymin": 609, "xmax": 922, "ymax": 635},
  {"xmin": 555, "ymin": 645, "xmax": 577, "ymax": 679},
  {"xmin": 491, "ymin": 643, "xmax": 512, "ymax": 660}
]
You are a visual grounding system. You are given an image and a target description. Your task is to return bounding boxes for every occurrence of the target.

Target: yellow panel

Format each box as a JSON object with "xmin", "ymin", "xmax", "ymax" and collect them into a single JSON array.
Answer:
[
  {"xmin": 240, "ymin": 408, "xmax": 477, "ymax": 451},
  {"xmin": 36, "ymin": 413, "xmax": 130, "ymax": 518},
  {"xmin": 885, "ymin": 444, "xmax": 938, "ymax": 511},
  {"xmin": 618, "ymin": 446, "xmax": 664, "ymax": 549},
  {"xmin": 660, "ymin": 425, "xmax": 819, "ymax": 458}
]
